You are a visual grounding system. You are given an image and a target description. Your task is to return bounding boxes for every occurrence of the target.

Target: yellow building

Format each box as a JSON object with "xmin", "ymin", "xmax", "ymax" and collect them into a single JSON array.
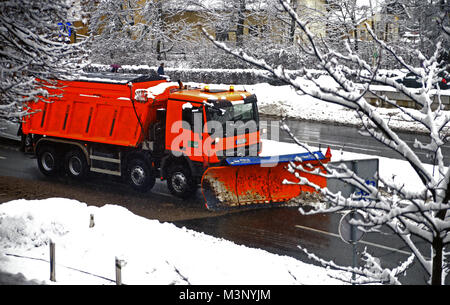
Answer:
[
  {"xmin": 70, "ymin": 0, "xmax": 330, "ymax": 46},
  {"xmin": 348, "ymin": 1, "xmax": 404, "ymax": 43}
]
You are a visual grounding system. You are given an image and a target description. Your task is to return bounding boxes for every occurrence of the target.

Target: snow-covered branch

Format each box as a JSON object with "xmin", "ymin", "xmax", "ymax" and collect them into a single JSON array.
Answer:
[
  {"xmin": 204, "ymin": 0, "xmax": 450, "ymax": 285},
  {"xmin": 0, "ymin": 0, "xmax": 88, "ymax": 118},
  {"xmin": 299, "ymin": 245, "xmax": 415, "ymax": 285}
]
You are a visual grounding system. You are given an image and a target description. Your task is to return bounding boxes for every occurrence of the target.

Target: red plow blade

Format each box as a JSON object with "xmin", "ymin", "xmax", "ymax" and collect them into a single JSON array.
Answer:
[{"xmin": 201, "ymin": 149, "xmax": 331, "ymax": 210}]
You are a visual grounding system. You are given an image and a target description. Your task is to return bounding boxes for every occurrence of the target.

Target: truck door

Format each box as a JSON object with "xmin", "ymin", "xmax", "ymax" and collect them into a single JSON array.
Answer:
[
  {"xmin": 181, "ymin": 104, "xmax": 204, "ymax": 163},
  {"xmin": 166, "ymin": 99, "xmax": 203, "ymax": 162}
]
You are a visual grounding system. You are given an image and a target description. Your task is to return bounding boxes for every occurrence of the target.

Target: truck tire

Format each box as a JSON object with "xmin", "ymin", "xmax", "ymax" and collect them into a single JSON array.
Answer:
[
  {"xmin": 64, "ymin": 149, "xmax": 88, "ymax": 180},
  {"xmin": 167, "ymin": 164, "xmax": 195, "ymax": 198},
  {"xmin": 126, "ymin": 158, "xmax": 155, "ymax": 192},
  {"xmin": 37, "ymin": 145, "xmax": 60, "ymax": 176}
]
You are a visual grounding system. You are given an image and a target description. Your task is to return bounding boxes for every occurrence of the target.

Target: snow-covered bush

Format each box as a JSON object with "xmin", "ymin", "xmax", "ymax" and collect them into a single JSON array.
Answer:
[{"xmin": 83, "ymin": 63, "xmax": 313, "ymax": 85}]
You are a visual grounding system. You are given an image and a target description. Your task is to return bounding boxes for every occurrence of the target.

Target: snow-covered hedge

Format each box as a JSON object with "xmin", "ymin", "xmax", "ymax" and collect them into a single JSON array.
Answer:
[{"xmin": 84, "ymin": 64, "xmax": 316, "ymax": 85}]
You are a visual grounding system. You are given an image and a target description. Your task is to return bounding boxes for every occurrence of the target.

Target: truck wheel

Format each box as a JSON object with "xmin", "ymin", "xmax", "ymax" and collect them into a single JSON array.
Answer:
[
  {"xmin": 127, "ymin": 159, "xmax": 155, "ymax": 192},
  {"xmin": 167, "ymin": 164, "xmax": 195, "ymax": 198},
  {"xmin": 37, "ymin": 145, "xmax": 60, "ymax": 176},
  {"xmin": 64, "ymin": 149, "xmax": 88, "ymax": 179}
]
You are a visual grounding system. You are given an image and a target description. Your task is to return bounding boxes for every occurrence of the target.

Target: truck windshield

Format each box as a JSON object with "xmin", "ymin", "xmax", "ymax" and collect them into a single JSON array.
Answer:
[
  {"xmin": 207, "ymin": 102, "xmax": 254, "ymax": 124},
  {"xmin": 205, "ymin": 97, "xmax": 258, "ymax": 136}
]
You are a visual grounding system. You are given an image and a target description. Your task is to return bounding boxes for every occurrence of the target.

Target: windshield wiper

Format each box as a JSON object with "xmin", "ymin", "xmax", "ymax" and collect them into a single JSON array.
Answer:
[
  {"xmin": 205, "ymin": 102, "xmax": 227, "ymax": 116},
  {"xmin": 233, "ymin": 114, "xmax": 243, "ymax": 121}
]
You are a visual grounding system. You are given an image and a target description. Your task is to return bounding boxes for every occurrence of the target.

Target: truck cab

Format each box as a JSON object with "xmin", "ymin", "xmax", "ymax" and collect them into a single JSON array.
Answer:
[
  {"xmin": 165, "ymin": 85, "xmax": 260, "ymax": 161},
  {"xmin": 158, "ymin": 84, "xmax": 262, "ymax": 197}
]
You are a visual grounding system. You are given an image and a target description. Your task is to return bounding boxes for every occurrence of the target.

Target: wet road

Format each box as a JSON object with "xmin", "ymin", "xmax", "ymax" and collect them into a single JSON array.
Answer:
[{"xmin": 262, "ymin": 115, "xmax": 450, "ymax": 165}]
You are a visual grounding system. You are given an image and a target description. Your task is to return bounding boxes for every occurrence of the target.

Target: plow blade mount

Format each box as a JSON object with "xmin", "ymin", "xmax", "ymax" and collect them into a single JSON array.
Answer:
[{"xmin": 201, "ymin": 149, "xmax": 331, "ymax": 210}]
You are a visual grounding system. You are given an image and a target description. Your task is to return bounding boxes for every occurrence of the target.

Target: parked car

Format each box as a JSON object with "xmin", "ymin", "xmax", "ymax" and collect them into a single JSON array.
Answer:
[
  {"xmin": 395, "ymin": 71, "xmax": 450, "ymax": 90},
  {"xmin": 0, "ymin": 118, "xmax": 21, "ymax": 141},
  {"xmin": 440, "ymin": 72, "xmax": 450, "ymax": 90}
]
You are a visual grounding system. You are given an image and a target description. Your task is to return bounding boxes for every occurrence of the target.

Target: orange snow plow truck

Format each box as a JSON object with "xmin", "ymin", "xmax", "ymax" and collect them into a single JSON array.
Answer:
[{"xmin": 22, "ymin": 73, "xmax": 331, "ymax": 210}]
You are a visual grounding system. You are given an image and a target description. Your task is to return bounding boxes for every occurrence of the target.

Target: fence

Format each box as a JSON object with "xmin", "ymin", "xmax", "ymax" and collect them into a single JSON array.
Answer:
[
  {"xmin": 363, "ymin": 87, "xmax": 450, "ymax": 110},
  {"xmin": 5, "ymin": 213, "xmax": 125, "ymax": 285}
]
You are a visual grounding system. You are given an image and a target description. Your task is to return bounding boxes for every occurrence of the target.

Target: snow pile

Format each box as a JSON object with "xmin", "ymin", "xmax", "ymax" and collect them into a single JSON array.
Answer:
[
  {"xmin": 145, "ymin": 81, "xmax": 179, "ymax": 98},
  {"xmin": 0, "ymin": 198, "xmax": 349, "ymax": 285},
  {"xmin": 248, "ymin": 82, "xmax": 350, "ymax": 122},
  {"xmin": 248, "ymin": 80, "xmax": 450, "ymax": 133}
]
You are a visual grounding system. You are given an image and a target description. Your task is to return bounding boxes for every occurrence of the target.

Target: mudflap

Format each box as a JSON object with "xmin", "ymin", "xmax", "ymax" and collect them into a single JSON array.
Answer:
[{"xmin": 201, "ymin": 149, "xmax": 331, "ymax": 210}]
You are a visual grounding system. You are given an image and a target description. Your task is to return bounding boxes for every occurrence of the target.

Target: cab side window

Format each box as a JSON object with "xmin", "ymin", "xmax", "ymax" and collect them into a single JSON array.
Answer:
[{"xmin": 182, "ymin": 106, "xmax": 203, "ymax": 133}]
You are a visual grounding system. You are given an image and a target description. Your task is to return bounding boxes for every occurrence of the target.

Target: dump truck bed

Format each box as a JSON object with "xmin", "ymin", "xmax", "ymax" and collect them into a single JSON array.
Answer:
[{"xmin": 22, "ymin": 73, "xmax": 167, "ymax": 147}]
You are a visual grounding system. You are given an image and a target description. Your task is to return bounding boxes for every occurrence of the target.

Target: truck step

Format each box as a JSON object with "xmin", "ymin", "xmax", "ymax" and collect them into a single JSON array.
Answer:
[
  {"xmin": 90, "ymin": 167, "xmax": 121, "ymax": 176},
  {"xmin": 89, "ymin": 149, "xmax": 121, "ymax": 176},
  {"xmin": 90, "ymin": 155, "xmax": 121, "ymax": 164}
]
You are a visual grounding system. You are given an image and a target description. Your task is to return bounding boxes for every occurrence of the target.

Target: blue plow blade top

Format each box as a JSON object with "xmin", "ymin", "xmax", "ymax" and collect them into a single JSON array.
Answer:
[{"xmin": 225, "ymin": 151, "xmax": 326, "ymax": 166}]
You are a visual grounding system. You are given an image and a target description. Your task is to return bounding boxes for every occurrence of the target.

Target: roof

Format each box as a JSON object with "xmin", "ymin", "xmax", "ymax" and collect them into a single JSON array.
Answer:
[{"xmin": 169, "ymin": 87, "xmax": 252, "ymax": 104}]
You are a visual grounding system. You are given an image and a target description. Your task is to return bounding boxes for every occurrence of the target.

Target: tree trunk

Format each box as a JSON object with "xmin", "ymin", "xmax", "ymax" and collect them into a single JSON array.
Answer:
[
  {"xmin": 289, "ymin": 0, "xmax": 297, "ymax": 44},
  {"xmin": 431, "ymin": 236, "xmax": 443, "ymax": 285},
  {"xmin": 236, "ymin": 0, "xmax": 246, "ymax": 47},
  {"xmin": 156, "ymin": 40, "xmax": 162, "ymax": 60},
  {"xmin": 156, "ymin": 0, "xmax": 163, "ymax": 59}
]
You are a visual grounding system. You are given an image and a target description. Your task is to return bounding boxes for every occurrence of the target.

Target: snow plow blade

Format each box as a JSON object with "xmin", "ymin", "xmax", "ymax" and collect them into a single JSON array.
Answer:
[{"xmin": 201, "ymin": 148, "xmax": 331, "ymax": 210}]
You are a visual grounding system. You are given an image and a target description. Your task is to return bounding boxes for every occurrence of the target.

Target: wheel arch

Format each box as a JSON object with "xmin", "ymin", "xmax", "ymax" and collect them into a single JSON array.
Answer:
[
  {"xmin": 122, "ymin": 150, "xmax": 153, "ymax": 172},
  {"xmin": 160, "ymin": 153, "xmax": 195, "ymax": 180},
  {"xmin": 35, "ymin": 138, "xmax": 90, "ymax": 166},
  {"xmin": 124, "ymin": 151, "xmax": 156, "ymax": 192}
]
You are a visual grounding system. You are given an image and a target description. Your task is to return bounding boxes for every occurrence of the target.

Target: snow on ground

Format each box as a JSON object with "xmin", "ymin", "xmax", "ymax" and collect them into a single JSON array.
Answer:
[
  {"xmin": 0, "ymin": 196, "xmax": 350, "ymax": 285},
  {"xmin": 247, "ymin": 82, "xmax": 354, "ymax": 124}
]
